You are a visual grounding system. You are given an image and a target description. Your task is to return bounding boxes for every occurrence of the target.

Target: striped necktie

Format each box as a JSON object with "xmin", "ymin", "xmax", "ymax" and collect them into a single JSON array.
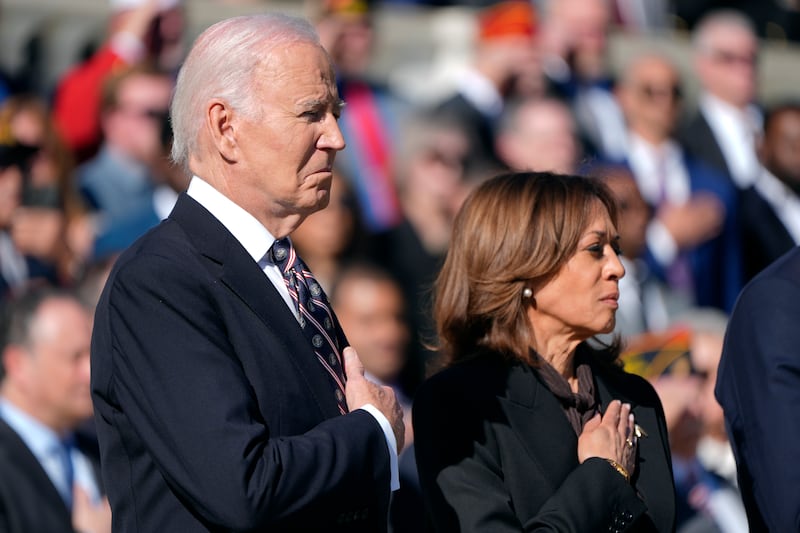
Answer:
[{"xmin": 270, "ymin": 238, "xmax": 348, "ymax": 414}]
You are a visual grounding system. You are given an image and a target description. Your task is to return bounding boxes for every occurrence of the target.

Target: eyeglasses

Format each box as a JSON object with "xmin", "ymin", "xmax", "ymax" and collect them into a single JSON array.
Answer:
[
  {"xmin": 635, "ymin": 83, "xmax": 683, "ymax": 103},
  {"xmin": 116, "ymin": 106, "xmax": 170, "ymax": 122},
  {"xmin": 707, "ymin": 49, "xmax": 758, "ymax": 67}
]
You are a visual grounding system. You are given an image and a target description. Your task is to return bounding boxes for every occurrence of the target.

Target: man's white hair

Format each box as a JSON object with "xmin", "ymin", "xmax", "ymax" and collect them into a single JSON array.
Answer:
[
  {"xmin": 170, "ymin": 13, "xmax": 321, "ymax": 170},
  {"xmin": 692, "ymin": 9, "xmax": 757, "ymax": 54}
]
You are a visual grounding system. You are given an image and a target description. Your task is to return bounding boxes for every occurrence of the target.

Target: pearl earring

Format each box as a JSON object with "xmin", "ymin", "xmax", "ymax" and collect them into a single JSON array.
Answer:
[{"xmin": 522, "ymin": 288, "xmax": 533, "ymax": 299}]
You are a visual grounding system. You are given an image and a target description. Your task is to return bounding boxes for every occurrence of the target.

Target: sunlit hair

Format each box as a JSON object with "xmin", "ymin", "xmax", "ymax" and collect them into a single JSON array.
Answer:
[
  {"xmin": 692, "ymin": 9, "xmax": 756, "ymax": 53},
  {"xmin": 433, "ymin": 171, "xmax": 619, "ymax": 367},
  {"xmin": 170, "ymin": 13, "xmax": 321, "ymax": 170}
]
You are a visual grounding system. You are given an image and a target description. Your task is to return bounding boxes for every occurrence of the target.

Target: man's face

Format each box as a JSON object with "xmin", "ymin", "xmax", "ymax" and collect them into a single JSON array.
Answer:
[
  {"xmin": 619, "ymin": 58, "xmax": 682, "ymax": 141},
  {"xmin": 21, "ymin": 298, "xmax": 94, "ymax": 432},
  {"xmin": 501, "ymin": 100, "xmax": 578, "ymax": 174},
  {"xmin": 334, "ymin": 277, "xmax": 408, "ymax": 383},
  {"xmin": 762, "ymin": 110, "xmax": 800, "ymax": 188},
  {"xmin": 232, "ymin": 42, "xmax": 346, "ymax": 221},
  {"xmin": 696, "ymin": 24, "xmax": 758, "ymax": 107},
  {"xmin": 106, "ymin": 73, "xmax": 174, "ymax": 165}
]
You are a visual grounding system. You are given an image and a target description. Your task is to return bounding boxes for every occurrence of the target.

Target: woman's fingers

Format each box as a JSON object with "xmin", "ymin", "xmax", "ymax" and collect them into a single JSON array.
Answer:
[{"xmin": 603, "ymin": 400, "xmax": 621, "ymax": 428}]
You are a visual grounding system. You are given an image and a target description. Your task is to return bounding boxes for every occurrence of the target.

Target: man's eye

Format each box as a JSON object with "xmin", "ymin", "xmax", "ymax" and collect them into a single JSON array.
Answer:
[{"xmin": 302, "ymin": 110, "xmax": 324, "ymax": 121}]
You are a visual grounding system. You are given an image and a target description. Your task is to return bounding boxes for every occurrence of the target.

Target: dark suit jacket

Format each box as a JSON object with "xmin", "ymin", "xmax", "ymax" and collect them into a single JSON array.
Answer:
[
  {"xmin": 738, "ymin": 185, "xmax": 798, "ymax": 282},
  {"xmin": 639, "ymin": 154, "xmax": 744, "ymax": 312},
  {"xmin": 413, "ymin": 350, "xmax": 676, "ymax": 532},
  {"xmin": 715, "ymin": 246, "xmax": 800, "ymax": 532},
  {"xmin": 91, "ymin": 194, "xmax": 391, "ymax": 531},
  {"xmin": 0, "ymin": 418, "xmax": 101, "ymax": 533},
  {"xmin": 679, "ymin": 111, "xmax": 732, "ymax": 184}
]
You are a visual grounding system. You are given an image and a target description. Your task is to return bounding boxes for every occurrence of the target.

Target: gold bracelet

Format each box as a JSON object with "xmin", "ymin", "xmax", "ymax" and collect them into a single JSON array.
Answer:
[{"xmin": 605, "ymin": 459, "xmax": 630, "ymax": 482}]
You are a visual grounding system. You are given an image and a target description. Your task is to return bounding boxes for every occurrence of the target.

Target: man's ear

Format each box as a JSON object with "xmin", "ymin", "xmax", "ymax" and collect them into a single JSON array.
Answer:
[
  {"xmin": 2, "ymin": 345, "xmax": 31, "ymax": 387},
  {"xmin": 206, "ymin": 98, "xmax": 238, "ymax": 163}
]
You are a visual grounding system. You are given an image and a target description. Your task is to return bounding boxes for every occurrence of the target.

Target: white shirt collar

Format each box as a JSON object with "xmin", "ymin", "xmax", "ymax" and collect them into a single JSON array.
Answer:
[
  {"xmin": 456, "ymin": 67, "xmax": 504, "ymax": 118},
  {"xmin": 753, "ymin": 167, "xmax": 800, "ymax": 244},
  {"xmin": 699, "ymin": 93, "xmax": 762, "ymax": 188},
  {"xmin": 626, "ymin": 133, "xmax": 689, "ymax": 205},
  {"xmin": 186, "ymin": 176, "xmax": 297, "ymax": 317},
  {"xmin": 186, "ymin": 176, "xmax": 276, "ymax": 264},
  {"xmin": 0, "ymin": 398, "xmax": 63, "ymax": 461}
]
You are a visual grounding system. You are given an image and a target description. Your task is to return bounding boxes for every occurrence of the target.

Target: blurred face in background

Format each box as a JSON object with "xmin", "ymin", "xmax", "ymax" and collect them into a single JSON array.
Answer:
[
  {"xmin": 760, "ymin": 108, "xmax": 800, "ymax": 191},
  {"xmin": 317, "ymin": 12, "xmax": 374, "ymax": 78},
  {"xmin": 497, "ymin": 98, "xmax": 579, "ymax": 174},
  {"xmin": 695, "ymin": 22, "xmax": 758, "ymax": 108},
  {"xmin": 103, "ymin": 72, "xmax": 174, "ymax": 166},
  {"xmin": 334, "ymin": 274, "xmax": 409, "ymax": 384},
  {"xmin": 690, "ymin": 331, "xmax": 727, "ymax": 442},
  {"xmin": 602, "ymin": 168, "xmax": 650, "ymax": 260},
  {"xmin": 403, "ymin": 126, "xmax": 469, "ymax": 219},
  {"xmin": 618, "ymin": 56, "xmax": 683, "ymax": 142},
  {"xmin": 0, "ymin": 164, "xmax": 22, "ymax": 228},
  {"xmin": 4, "ymin": 297, "xmax": 94, "ymax": 433}
]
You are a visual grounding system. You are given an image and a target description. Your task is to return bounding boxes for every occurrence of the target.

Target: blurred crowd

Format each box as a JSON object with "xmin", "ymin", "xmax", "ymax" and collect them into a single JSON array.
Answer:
[{"xmin": 0, "ymin": 0, "xmax": 798, "ymax": 531}]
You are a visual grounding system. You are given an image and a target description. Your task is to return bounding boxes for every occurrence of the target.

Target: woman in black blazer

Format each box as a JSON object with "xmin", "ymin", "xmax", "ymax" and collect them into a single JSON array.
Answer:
[{"xmin": 413, "ymin": 172, "xmax": 676, "ymax": 532}]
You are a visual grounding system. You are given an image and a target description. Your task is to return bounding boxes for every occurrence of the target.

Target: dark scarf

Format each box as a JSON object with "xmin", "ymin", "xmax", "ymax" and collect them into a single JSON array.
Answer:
[{"xmin": 531, "ymin": 347, "xmax": 598, "ymax": 435}]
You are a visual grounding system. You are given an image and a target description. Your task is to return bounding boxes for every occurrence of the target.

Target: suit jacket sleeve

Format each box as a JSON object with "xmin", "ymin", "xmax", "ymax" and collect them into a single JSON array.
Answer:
[
  {"xmin": 92, "ymin": 248, "xmax": 390, "ymax": 530},
  {"xmin": 716, "ymin": 259, "xmax": 800, "ymax": 531},
  {"xmin": 413, "ymin": 368, "xmax": 648, "ymax": 532}
]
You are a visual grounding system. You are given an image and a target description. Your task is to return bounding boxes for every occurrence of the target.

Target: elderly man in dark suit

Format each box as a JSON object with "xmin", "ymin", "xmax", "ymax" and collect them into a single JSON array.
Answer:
[
  {"xmin": 90, "ymin": 13, "xmax": 404, "ymax": 532},
  {"xmin": 0, "ymin": 286, "xmax": 110, "ymax": 533},
  {"xmin": 716, "ymin": 245, "xmax": 800, "ymax": 531}
]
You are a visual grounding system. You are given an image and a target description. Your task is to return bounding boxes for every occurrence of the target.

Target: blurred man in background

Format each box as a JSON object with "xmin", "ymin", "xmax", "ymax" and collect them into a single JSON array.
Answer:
[
  {"xmin": 0, "ymin": 287, "xmax": 110, "ymax": 533},
  {"xmin": 615, "ymin": 52, "xmax": 743, "ymax": 312},
  {"xmin": 680, "ymin": 10, "xmax": 761, "ymax": 191},
  {"xmin": 53, "ymin": 0, "xmax": 184, "ymax": 162}
]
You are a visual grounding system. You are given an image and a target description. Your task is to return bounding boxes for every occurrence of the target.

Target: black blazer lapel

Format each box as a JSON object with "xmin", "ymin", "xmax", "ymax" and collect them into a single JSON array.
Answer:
[
  {"xmin": 593, "ymin": 362, "xmax": 675, "ymax": 527},
  {"xmin": 0, "ymin": 418, "xmax": 72, "ymax": 523},
  {"xmin": 167, "ymin": 194, "xmax": 342, "ymax": 419},
  {"xmin": 498, "ymin": 363, "xmax": 580, "ymax": 490}
]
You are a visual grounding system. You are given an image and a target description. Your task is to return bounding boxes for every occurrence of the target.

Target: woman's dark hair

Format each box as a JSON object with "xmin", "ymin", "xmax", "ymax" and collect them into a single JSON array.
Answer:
[{"xmin": 433, "ymin": 171, "xmax": 621, "ymax": 367}]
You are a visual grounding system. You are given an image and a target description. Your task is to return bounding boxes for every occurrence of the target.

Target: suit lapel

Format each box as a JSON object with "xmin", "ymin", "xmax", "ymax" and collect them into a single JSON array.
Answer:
[
  {"xmin": 0, "ymin": 418, "xmax": 72, "ymax": 522},
  {"xmin": 497, "ymin": 362, "xmax": 580, "ymax": 491},
  {"xmin": 168, "ymin": 194, "xmax": 342, "ymax": 419}
]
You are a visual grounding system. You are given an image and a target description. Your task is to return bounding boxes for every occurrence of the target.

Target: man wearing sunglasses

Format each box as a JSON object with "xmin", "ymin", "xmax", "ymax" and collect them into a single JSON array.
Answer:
[
  {"xmin": 616, "ymin": 53, "xmax": 744, "ymax": 314},
  {"xmin": 680, "ymin": 9, "xmax": 762, "ymax": 192}
]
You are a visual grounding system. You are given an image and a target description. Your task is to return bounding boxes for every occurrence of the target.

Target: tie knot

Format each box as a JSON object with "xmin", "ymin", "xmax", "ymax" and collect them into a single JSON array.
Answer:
[{"xmin": 270, "ymin": 238, "xmax": 293, "ymax": 269}]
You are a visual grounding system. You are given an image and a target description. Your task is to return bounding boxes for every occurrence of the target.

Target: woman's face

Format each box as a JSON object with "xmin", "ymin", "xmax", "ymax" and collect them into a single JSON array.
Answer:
[{"xmin": 527, "ymin": 204, "xmax": 625, "ymax": 341}]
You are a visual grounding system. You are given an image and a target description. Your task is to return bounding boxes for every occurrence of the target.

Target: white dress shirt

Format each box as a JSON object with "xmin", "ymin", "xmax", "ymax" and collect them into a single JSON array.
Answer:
[
  {"xmin": 700, "ymin": 93, "xmax": 762, "ymax": 189},
  {"xmin": 186, "ymin": 176, "xmax": 399, "ymax": 489},
  {"xmin": 752, "ymin": 167, "xmax": 800, "ymax": 245},
  {"xmin": 456, "ymin": 67, "xmax": 504, "ymax": 119},
  {"xmin": 0, "ymin": 399, "xmax": 102, "ymax": 505},
  {"xmin": 626, "ymin": 133, "xmax": 690, "ymax": 267}
]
